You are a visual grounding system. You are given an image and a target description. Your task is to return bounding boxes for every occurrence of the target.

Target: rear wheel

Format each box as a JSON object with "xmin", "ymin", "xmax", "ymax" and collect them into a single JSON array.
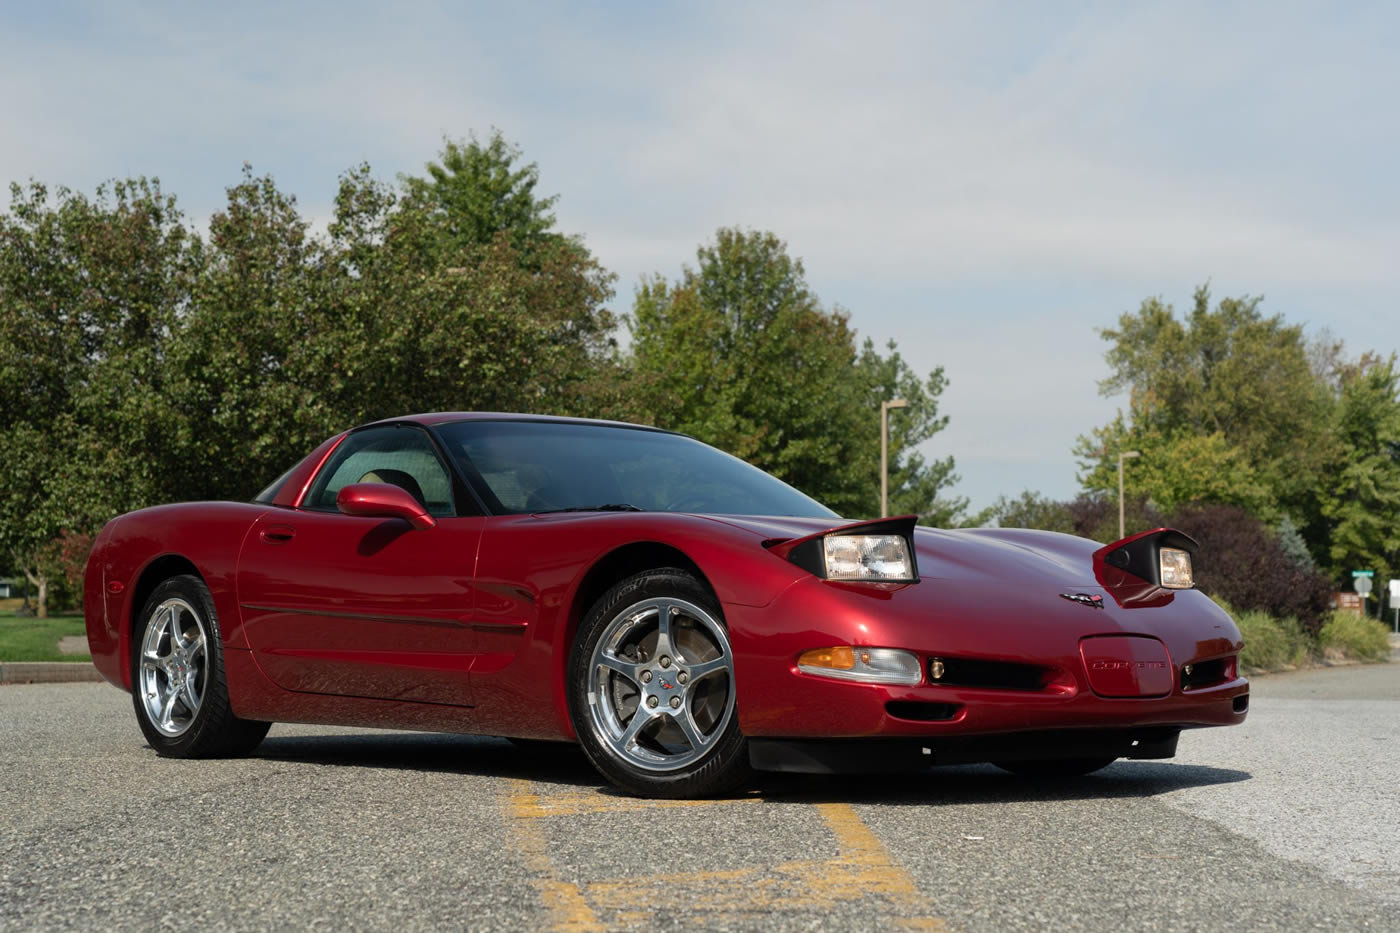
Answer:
[
  {"xmin": 993, "ymin": 757, "xmax": 1117, "ymax": 777},
  {"xmin": 131, "ymin": 575, "xmax": 270, "ymax": 758},
  {"xmin": 568, "ymin": 568, "xmax": 748, "ymax": 798}
]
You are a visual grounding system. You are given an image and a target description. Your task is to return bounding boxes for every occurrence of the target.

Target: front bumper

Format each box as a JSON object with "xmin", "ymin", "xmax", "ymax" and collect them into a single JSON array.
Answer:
[
  {"xmin": 750, "ymin": 726, "xmax": 1186, "ymax": 774},
  {"xmin": 726, "ymin": 576, "xmax": 1249, "ymax": 741}
]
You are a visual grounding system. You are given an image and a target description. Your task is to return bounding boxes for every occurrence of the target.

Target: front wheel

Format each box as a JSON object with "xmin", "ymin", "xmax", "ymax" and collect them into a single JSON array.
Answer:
[
  {"xmin": 131, "ymin": 575, "xmax": 270, "ymax": 758},
  {"xmin": 568, "ymin": 568, "xmax": 749, "ymax": 798}
]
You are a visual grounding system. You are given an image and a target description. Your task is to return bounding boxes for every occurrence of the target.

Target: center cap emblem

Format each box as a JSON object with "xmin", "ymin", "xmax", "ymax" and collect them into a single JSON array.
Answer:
[{"xmin": 659, "ymin": 678, "xmax": 675, "ymax": 690}]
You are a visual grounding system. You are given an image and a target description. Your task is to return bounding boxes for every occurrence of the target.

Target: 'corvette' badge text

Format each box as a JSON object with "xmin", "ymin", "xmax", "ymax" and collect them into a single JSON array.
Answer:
[{"xmin": 1060, "ymin": 593, "xmax": 1104, "ymax": 609}]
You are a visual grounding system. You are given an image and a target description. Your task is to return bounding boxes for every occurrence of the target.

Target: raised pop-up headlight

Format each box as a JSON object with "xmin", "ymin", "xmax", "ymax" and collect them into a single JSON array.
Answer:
[
  {"xmin": 767, "ymin": 515, "xmax": 920, "ymax": 583},
  {"xmin": 823, "ymin": 534, "xmax": 915, "ymax": 581},
  {"xmin": 797, "ymin": 646, "xmax": 923, "ymax": 685},
  {"xmin": 1159, "ymin": 547, "xmax": 1193, "ymax": 589}
]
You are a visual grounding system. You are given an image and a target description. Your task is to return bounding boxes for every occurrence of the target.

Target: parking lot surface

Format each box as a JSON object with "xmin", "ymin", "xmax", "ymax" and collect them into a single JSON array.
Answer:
[{"xmin": 3, "ymin": 664, "xmax": 1398, "ymax": 931}]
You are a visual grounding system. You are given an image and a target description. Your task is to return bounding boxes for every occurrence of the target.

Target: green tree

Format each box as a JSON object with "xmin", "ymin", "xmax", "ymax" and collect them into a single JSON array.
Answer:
[
  {"xmin": 328, "ymin": 150, "xmax": 621, "ymax": 423},
  {"xmin": 1317, "ymin": 355, "xmax": 1400, "ymax": 586},
  {"xmin": 401, "ymin": 130, "xmax": 561, "ymax": 262},
  {"xmin": 630, "ymin": 228, "xmax": 966, "ymax": 521},
  {"xmin": 1076, "ymin": 285, "xmax": 1331, "ymax": 530},
  {"xmin": 164, "ymin": 167, "xmax": 339, "ymax": 502},
  {"xmin": 986, "ymin": 490, "xmax": 1076, "ymax": 534},
  {"xmin": 0, "ymin": 179, "xmax": 200, "ymax": 614}
]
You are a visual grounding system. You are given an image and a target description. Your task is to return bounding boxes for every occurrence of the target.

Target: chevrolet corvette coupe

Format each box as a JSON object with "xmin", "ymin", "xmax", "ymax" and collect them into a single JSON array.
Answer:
[{"xmin": 85, "ymin": 413, "xmax": 1248, "ymax": 797}]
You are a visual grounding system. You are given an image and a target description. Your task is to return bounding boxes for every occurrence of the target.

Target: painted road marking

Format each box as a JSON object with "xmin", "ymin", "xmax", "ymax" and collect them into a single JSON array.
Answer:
[
  {"xmin": 504, "ymin": 779, "xmax": 604, "ymax": 931},
  {"xmin": 502, "ymin": 781, "xmax": 947, "ymax": 930}
]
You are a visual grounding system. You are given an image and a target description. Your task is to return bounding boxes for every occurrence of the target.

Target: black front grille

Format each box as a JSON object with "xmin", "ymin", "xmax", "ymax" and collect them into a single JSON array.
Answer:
[
  {"xmin": 928, "ymin": 657, "xmax": 1047, "ymax": 691},
  {"xmin": 885, "ymin": 701, "xmax": 961, "ymax": 722},
  {"xmin": 1181, "ymin": 658, "xmax": 1231, "ymax": 690}
]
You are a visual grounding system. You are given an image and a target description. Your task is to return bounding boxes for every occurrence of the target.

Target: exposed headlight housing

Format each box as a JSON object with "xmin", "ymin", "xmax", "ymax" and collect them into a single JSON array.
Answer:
[
  {"xmin": 1096, "ymin": 527, "xmax": 1199, "ymax": 591},
  {"xmin": 768, "ymin": 515, "xmax": 920, "ymax": 583},
  {"xmin": 822, "ymin": 534, "xmax": 915, "ymax": 581},
  {"xmin": 797, "ymin": 646, "xmax": 923, "ymax": 685},
  {"xmin": 1159, "ymin": 547, "xmax": 1193, "ymax": 589}
]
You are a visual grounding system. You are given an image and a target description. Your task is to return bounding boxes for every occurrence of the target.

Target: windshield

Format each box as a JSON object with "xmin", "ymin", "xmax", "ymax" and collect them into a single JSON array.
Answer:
[{"xmin": 435, "ymin": 420, "xmax": 838, "ymax": 519}]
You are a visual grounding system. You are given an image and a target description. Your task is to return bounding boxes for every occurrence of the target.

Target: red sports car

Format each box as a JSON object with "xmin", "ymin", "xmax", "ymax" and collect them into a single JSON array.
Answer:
[{"xmin": 84, "ymin": 413, "xmax": 1248, "ymax": 797}]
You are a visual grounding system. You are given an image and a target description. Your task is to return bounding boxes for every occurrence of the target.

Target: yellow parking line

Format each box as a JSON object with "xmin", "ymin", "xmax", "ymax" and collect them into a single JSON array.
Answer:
[
  {"xmin": 503, "ymin": 783, "xmax": 947, "ymax": 931},
  {"xmin": 509, "ymin": 788, "xmax": 762, "ymax": 818},
  {"xmin": 810, "ymin": 803, "xmax": 948, "ymax": 930},
  {"xmin": 504, "ymin": 779, "xmax": 604, "ymax": 931}
]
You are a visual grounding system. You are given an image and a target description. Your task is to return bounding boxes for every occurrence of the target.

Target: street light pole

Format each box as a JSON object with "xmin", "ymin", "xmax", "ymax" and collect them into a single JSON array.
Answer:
[
  {"xmin": 1118, "ymin": 450, "xmax": 1141, "ymax": 539},
  {"xmin": 881, "ymin": 399, "xmax": 908, "ymax": 518}
]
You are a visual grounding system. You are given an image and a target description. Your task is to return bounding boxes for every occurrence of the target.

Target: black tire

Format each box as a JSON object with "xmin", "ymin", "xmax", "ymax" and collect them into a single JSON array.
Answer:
[
  {"xmin": 992, "ymin": 757, "xmax": 1118, "ymax": 777},
  {"xmin": 568, "ymin": 568, "xmax": 750, "ymax": 798},
  {"xmin": 130, "ymin": 574, "xmax": 270, "ymax": 758}
]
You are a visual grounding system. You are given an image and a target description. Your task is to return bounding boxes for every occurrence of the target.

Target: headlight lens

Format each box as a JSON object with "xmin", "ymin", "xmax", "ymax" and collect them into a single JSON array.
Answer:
[
  {"xmin": 822, "ymin": 534, "xmax": 915, "ymax": 581},
  {"xmin": 1159, "ymin": 547, "xmax": 1193, "ymax": 589},
  {"xmin": 797, "ymin": 646, "xmax": 923, "ymax": 685}
]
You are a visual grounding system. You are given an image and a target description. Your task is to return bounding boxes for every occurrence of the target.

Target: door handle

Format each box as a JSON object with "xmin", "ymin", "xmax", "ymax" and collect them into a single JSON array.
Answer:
[{"xmin": 260, "ymin": 525, "xmax": 296, "ymax": 544}]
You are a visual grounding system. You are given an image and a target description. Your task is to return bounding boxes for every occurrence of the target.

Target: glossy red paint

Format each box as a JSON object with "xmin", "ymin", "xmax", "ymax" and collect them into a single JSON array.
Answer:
[
  {"xmin": 1079, "ymin": 636, "xmax": 1174, "ymax": 698},
  {"xmin": 84, "ymin": 414, "xmax": 1248, "ymax": 769},
  {"xmin": 335, "ymin": 482, "xmax": 437, "ymax": 530}
]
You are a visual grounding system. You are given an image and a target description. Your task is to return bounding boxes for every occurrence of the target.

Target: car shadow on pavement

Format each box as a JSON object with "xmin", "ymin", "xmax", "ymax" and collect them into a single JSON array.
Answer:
[
  {"xmin": 250, "ymin": 731, "xmax": 1249, "ymax": 804},
  {"xmin": 251, "ymin": 732, "xmax": 602, "ymax": 788},
  {"xmin": 752, "ymin": 760, "xmax": 1252, "ymax": 806}
]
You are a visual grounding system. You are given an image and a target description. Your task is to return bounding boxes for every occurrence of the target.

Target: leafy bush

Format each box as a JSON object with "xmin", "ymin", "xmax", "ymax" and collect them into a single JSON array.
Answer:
[
  {"xmin": 1168, "ymin": 504, "xmax": 1334, "ymax": 634},
  {"xmin": 1233, "ymin": 609, "xmax": 1312, "ymax": 672},
  {"xmin": 1318, "ymin": 611, "xmax": 1393, "ymax": 663}
]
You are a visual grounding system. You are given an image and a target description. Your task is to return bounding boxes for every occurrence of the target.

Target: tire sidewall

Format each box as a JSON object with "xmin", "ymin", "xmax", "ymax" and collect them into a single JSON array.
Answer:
[{"xmin": 568, "ymin": 568, "xmax": 748, "ymax": 798}]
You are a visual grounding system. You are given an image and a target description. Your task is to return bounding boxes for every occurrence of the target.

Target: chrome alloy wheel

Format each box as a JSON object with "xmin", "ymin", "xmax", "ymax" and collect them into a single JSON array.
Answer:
[
  {"xmin": 585, "ymin": 596, "xmax": 736, "ymax": 773},
  {"xmin": 138, "ymin": 597, "xmax": 208, "ymax": 737}
]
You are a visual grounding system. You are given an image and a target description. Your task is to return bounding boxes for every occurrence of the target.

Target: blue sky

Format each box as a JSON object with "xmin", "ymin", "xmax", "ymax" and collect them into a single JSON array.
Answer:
[{"xmin": 3, "ymin": 1, "xmax": 1396, "ymax": 513}]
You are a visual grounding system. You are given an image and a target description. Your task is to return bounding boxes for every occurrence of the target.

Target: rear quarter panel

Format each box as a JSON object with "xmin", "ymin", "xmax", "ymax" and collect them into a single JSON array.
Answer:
[{"xmin": 85, "ymin": 502, "xmax": 271, "ymax": 690}]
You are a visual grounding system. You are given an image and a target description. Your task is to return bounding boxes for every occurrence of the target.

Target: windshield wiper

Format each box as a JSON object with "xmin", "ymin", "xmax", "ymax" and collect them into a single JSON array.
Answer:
[{"xmin": 534, "ymin": 503, "xmax": 645, "ymax": 514}]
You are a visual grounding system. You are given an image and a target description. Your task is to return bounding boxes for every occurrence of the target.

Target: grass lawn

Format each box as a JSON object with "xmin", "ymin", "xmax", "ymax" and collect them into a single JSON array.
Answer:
[{"xmin": 0, "ymin": 609, "xmax": 90, "ymax": 662}]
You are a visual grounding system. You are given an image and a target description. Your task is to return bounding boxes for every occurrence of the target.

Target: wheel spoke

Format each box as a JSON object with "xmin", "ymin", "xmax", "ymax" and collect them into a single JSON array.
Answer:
[
  {"xmin": 670, "ymin": 705, "xmax": 708, "ymax": 751},
  {"xmin": 184, "ymin": 631, "xmax": 205, "ymax": 663},
  {"xmin": 618, "ymin": 706, "xmax": 656, "ymax": 749},
  {"xmin": 181, "ymin": 678, "xmax": 201, "ymax": 713},
  {"xmin": 597, "ymin": 651, "xmax": 641, "ymax": 685},
  {"xmin": 653, "ymin": 602, "xmax": 675, "ymax": 657},
  {"xmin": 686, "ymin": 656, "xmax": 728, "ymax": 681},
  {"xmin": 165, "ymin": 605, "xmax": 183, "ymax": 648},
  {"xmin": 159, "ymin": 688, "xmax": 179, "ymax": 728}
]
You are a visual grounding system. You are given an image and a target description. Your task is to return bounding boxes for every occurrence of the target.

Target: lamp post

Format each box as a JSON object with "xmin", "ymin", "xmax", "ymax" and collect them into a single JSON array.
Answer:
[
  {"xmin": 881, "ymin": 399, "xmax": 908, "ymax": 518},
  {"xmin": 1118, "ymin": 450, "xmax": 1141, "ymax": 539}
]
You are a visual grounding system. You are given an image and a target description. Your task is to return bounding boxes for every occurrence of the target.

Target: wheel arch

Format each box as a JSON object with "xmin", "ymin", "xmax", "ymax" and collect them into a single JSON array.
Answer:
[
  {"xmin": 554, "ymin": 541, "xmax": 721, "ymax": 736},
  {"xmin": 566, "ymin": 542, "xmax": 720, "ymax": 646},
  {"xmin": 126, "ymin": 556, "xmax": 206, "ymax": 669}
]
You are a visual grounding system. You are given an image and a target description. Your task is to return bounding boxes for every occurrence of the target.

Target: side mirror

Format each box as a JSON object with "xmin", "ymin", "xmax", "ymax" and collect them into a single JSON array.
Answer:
[{"xmin": 336, "ymin": 483, "xmax": 437, "ymax": 530}]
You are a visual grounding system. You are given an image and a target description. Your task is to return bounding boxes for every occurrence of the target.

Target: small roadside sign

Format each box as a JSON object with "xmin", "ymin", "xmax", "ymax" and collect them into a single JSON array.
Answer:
[
  {"xmin": 1352, "ymin": 569, "xmax": 1375, "ymax": 577},
  {"xmin": 1354, "ymin": 575, "xmax": 1373, "ymax": 596},
  {"xmin": 1390, "ymin": 579, "xmax": 1400, "ymax": 600}
]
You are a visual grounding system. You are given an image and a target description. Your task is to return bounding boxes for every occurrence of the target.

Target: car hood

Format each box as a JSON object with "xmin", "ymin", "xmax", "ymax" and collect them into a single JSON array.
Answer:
[{"xmin": 700, "ymin": 515, "xmax": 1103, "ymax": 588}]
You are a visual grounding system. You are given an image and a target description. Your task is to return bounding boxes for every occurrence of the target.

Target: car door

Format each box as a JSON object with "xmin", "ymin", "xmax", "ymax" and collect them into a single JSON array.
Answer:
[{"xmin": 237, "ymin": 423, "xmax": 482, "ymax": 706}]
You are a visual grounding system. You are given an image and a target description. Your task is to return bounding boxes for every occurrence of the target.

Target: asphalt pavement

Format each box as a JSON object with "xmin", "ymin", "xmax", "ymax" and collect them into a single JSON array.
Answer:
[{"xmin": 2, "ymin": 664, "xmax": 1398, "ymax": 931}]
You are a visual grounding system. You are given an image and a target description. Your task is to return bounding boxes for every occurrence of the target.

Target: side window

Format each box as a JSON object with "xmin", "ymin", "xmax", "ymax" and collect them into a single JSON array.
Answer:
[{"xmin": 304, "ymin": 425, "xmax": 456, "ymax": 517}]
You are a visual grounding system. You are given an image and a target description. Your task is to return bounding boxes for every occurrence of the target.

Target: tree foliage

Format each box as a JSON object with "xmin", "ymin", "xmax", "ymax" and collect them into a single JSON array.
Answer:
[
  {"xmin": 0, "ymin": 178, "xmax": 199, "ymax": 614},
  {"xmin": 0, "ymin": 137, "xmax": 623, "ymax": 612},
  {"xmin": 1317, "ymin": 356, "xmax": 1400, "ymax": 587},
  {"xmin": 629, "ymin": 228, "xmax": 966, "ymax": 521},
  {"xmin": 1, "ymin": 138, "xmax": 965, "ymax": 615},
  {"xmin": 1077, "ymin": 284, "xmax": 1400, "ymax": 587},
  {"xmin": 1168, "ymin": 504, "xmax": 1334, "ymax": 634}
]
